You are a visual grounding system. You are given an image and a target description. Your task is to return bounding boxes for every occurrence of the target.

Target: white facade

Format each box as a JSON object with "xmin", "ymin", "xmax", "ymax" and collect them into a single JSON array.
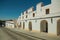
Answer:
[
  {"xmin": 5, "ymin": 21, "xmax": 15, "ymax": 28},
  {"xmin": 17, "ymin": 0, "xmax": 60, "ymax": 35}
]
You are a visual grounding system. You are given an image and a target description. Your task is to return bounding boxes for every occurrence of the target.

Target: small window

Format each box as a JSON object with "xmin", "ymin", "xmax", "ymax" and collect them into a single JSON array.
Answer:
[
  {"xmin": 46, "ymin": 9, "xmax": 50, "ymax": 14},
  {"xmin": 41, "ymin": 4, "xmax": 44, "ymax": 7},
  {"xmin": 33, "ymin": 13, "xmax": 35, "ymax": 17},
  {"xmin": 26, "ymin": 15, "xmax": 28, "ymax": 18}
]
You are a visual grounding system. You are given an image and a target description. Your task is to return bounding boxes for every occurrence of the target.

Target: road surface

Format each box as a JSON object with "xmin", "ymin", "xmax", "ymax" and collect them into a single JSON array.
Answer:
[{"xmin": 0, "ymin": 27, "xmax": 45, "ymax": 40}]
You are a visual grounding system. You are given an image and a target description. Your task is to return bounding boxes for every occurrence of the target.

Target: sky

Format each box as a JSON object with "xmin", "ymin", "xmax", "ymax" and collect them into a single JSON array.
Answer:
[{"xmin": 0, "ymin": 0, "xmax": 51, "ymax": 20}]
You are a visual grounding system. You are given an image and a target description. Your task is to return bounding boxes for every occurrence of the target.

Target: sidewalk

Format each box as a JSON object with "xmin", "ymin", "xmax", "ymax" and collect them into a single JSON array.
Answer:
[{"xmin": 8, "ymin": 28, "xmax": 60, "ymax": 40}]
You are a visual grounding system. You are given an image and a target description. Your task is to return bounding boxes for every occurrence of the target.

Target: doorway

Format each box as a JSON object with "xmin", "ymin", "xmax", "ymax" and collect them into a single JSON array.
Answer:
[
  {"xmin": 40, "ymin": 20, "xmax": 48, "ymax": 33},
  {"xmin": 29, "ymin": 22, "xmax": 32, "ymax": 31},
  {"xmin": 57, "ymin": 19, "xmax": 60, "ymax": 35}
]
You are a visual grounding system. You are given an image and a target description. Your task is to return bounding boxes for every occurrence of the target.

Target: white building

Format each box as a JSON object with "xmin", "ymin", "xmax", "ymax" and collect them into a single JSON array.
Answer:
[
  {"xmin": 5, "ymin": 20, "xmax": 15, "ymax": 28},
  {"xmin": 17, "ymin": 0, "xmax": 60, "ymax": 36}
]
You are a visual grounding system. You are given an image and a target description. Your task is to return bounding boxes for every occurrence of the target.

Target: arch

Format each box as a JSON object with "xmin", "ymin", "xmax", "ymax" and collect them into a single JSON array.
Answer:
[
  {"xmin": 57, "ymin": 19, "xmax": 60, "ymax": 35},
  {"xmin": 40, "ymin": 20, "xmax": 48, "ymax": 33},
  {"xmin": 23, "ymin": 22, "xmax": 25, "ymax": 29},
  {"xmin": 20, "ymin": 22, "xmax": 21, "ymax": 28},
  {"xmin": 29, "ymin": 21, "xmax": 32, "ymax": 31},
  {"xmin": 18, "ymin": 22, "xmax": 21, "ymax": 28}
]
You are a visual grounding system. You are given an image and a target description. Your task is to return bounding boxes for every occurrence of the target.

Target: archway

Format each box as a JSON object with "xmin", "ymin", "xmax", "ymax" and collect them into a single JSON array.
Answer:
[
  {"xmin": 57, "ymin": 19, "xmax": 60, "ymax": 35},
  {"xmin": 40, "ymin": 20, "xmax": 48, "ymax": 33},
  {"xmin": 23, "ymin": 22, "xmax": 25, "ymax": 29},
  {"xmin": 20, "ymin": 22, "xmax": 21, "ymax": 28},
  {"xmin": 29, "ymin": 22, "xmax": 32, "ymax": 31}
]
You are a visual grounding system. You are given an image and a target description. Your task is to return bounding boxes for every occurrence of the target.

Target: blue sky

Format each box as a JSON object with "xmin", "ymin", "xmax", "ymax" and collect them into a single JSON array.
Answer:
[{"xmin": 0, "ymin": 0, "xmax": 51, "ymax": 20}]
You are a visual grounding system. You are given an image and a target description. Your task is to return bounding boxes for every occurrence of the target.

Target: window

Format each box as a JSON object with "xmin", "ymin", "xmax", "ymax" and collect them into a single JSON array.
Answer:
[
  {"xmin": 26, "ymin": 15, "xmax": 27, "ymax": 18},
  {"xmin": 46, "ymin": 9, "xmax": 50, "ymax": 14},
  {"xmin": 41, "ymin": 3, "xmax": 44, "ymax": 7},
  {"xmin": 33, "ymin": 13, "xmax": 35, "ymax": 17}
]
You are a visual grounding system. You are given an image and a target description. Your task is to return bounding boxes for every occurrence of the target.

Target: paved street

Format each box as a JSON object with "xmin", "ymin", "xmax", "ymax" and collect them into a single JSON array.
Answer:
[
  {"xmin": 0, "ymin": 27, "xmax": 60, "ymax": 40},
  {"xmin": 0, "ymin": 27, "xmax": 43, "ymax": 40}
]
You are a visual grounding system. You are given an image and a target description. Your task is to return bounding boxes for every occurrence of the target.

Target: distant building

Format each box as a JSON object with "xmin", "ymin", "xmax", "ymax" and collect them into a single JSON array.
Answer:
[
  {"xmin": 5, "ymin": 20, "xmax": 15, "ymax": 28},
  {"xmin": 17, "ymin": 0, "xmax": 60, "ymax": 36},
  {"xmin": 0, "ymin": 20, "xmax": 5, "ymax": 27},
  {"xmin": 13, "ymin": 20, "xmax": 18, "ymax": 28}
]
